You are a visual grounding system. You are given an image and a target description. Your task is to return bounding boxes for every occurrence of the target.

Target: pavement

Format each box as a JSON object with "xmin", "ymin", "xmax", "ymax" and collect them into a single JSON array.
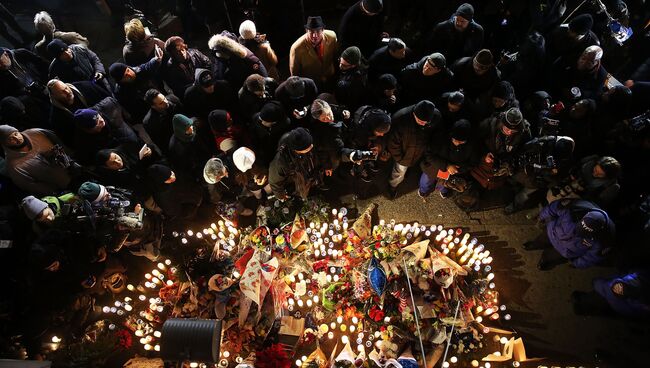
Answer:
[{"xmin": 2, "ymin": 2, "xmax": 649, "ymax": 367}]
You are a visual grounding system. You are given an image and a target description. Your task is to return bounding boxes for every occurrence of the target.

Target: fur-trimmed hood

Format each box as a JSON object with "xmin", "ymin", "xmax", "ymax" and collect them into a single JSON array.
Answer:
[{"xmin": 208, "ymin": 34, "xmax": 248, "ymax": 59}]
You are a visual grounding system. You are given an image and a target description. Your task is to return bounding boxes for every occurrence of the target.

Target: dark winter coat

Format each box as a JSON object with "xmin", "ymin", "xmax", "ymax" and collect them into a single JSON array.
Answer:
[
  {"xmin": 335, "ymin": 66, "xmax": 368, "ymax": 111},
  {"xmin": 123, "ymin": 35, "xmax": 165, "ymax": 66},
  {"xmin": 49, "ymin": 81, "xmax": 111, "ymax": 147},
  {"xmin": 367, "ymin": 45, "xmax": 413, "ymax": 81},
  {"xmin": 308, "ymin": 119, "xmax": 353, "ymax": 171},
  {"xmin": 399, "ymin": 57, "xmax": 455, "ymax": 105},
  {"xmin": 0, "ymin": 48, "xmax": 49, "ymax": 99},
  {"xmin": 142, "ymin": 94, "xmax": 183, "ymax": 154},
  {"xmin": 426, "ymin": 19, "xmax": 484, "ymax": 64},
  {"xmin": 477, "ymin": 115, "xmax": 532, "ymax": 161},
  {"xmin": 550, "ymin": 57, "xmax": 608, "ymax": 100},
  {"xmin": 73, "ymin": 97, "xmax": 139, "ymax": 163},
  {"xmin": 338, "ymin": 1, "xmax": 384, "ymax": 56},
  {"xmin": 48, "ymin": 44, "xmax": 106, "ymax": 84},
  {"xmin": 184, "ymin": 69, "xmax": 237, "ymax": 121},
  {"xmin": 114, "ymin": 58, "xmax": 164, "ymax": 122},
  {"xmin": 163, "ymin": 48, "xmax": 212, "ymax": 98},
  {"xmin": 269, "ymin": 132, "xmax": 319, "ymax": 197},
  {"xmin": 249, "ymin": 113, "xmax": 291, "ymax": 166},
  {"xmin": 387, "ymin": 105, "xmax": 437, "ymax": 167},
  {"xmin": 421, "ymin": 135, "xmax": 479, "ymax": 178},
  {"xmin": 274, "ymin": 77, "xmax": 318, "ymax": 115},
  {"xmin": 539, "ymin": 199, "xmax": 614, "ymax": 268},
  {"xmin": 452, "ymin": 56, "xmax": 501, "ymax": 100}
]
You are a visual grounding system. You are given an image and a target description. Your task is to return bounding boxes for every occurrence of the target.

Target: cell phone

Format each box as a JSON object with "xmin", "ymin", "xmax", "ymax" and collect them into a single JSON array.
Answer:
[
  {"xmin": 381, "ymin": 38, "xmax": 390, "ymax": 43},
  {"xmin": 298, "ymin": 110, "xmax": 306, "ymax": 117}
]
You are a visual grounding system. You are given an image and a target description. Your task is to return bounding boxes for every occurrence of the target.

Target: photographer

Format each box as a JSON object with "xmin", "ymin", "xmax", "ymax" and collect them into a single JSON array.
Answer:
[
  {"xmin": 347, "ymin": 105, "xmax": 392, "ymax": 187},
  {"xmin": 547, "ymin": 155, "xmax": 621, "ymax": 209},
  {"xmin": 77, "ymin": 182, "xmax": 162, "ymax": 261},
  {"xmin": 0, "ymin": 125, "xmax": 71, "ymax": 196},
  {"xmin": 21, "ymin": 193, "xmax": 86, "ymax": 235},
  {"xmin": 308, "ymin": 99, "xmax": 374, "ymax": 179},
  {"xmin": 505, "ymin": 135, "xmax": 575, "ymax": 214}
]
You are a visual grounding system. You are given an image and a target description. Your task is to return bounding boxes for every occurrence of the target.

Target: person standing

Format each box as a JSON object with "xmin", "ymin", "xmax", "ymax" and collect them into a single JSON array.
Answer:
[
  {"xmin": 338, "ymin": 0, "xmax": 386, "ymax": 57},
  {"xmin": 387, "ymin": 100, "xmax": 441, "ymax": 198},
  {"xmin": 289, "ymin": 16, "xmax": 339, "ymax": 90}
]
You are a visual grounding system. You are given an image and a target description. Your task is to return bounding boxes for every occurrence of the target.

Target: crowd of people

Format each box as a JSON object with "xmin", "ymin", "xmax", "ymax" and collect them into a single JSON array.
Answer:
[{"xmin": 1, "ymin": 0, "xmax": 649, "ymax": 361}]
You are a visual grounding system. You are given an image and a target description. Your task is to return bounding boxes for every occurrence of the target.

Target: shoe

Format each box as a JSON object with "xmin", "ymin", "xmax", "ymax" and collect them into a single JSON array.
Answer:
[
  {"xmin": 504, "ymin": 203, "xmax": 517, "ymax": 215},
  {"xmin": 388, "ymin": 185, "xmax": 399, "ymax": 199},
  {"xmin": 522, "ymin": 241, "xmax": 535, "ymax": 250},
  {"xmin": 537, "ymin": 259, "xmax": 552, "ymax": 271},
  {"xmin": 439, "ymin": 188, "xmax": 452, "ymax": 198},
  {"xmin": 417, "ymin": 190, "xmax": 428, "ymax": 202}
]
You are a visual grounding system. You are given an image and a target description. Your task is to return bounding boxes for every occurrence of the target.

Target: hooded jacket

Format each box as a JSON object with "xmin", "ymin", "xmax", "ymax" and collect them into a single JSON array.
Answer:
[
  {"xmin": 114, "ymin": 57, "xmax": 163, "ymax": 122},
  {"xmin": 539, "ymin": 199, "xmax": 614, "ymax": 268},
  {"xmin": 163, "ymin": 47, "xmax": 212, "ymax": 98},
  {"xmin": 593, "ymin": 271, "xmax": 650, "ymax": 318},
  {"xmin": 183, "ymin": 68, "xmax": 238, "ymax": 120},
  {"xmin": 168, "ymin": 115, "xmax": 212, "ymax": 179},
  {"xmin": 208, "ymin": 34, "xmax": 268, "ymax": 89},
  {"xmin": 426, "ymin": 17, "xmax": 484, "ymax": 64},
  {"xmin": 399, "ymin": 57, "xmax": 455, "ymax": 106},
  {"xmin": 48, "ymin": 44, "xmax": 106, "ymax": 84}
]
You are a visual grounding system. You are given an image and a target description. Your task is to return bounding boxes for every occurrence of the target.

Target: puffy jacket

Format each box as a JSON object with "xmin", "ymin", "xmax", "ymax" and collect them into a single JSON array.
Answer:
[
  {"xmin": 593, "ymin": 271, "xmax": 650, "ymax": 318},
  {"xmin": 539, "ymin": 199, "xmax": 614, "ymax": 268}
]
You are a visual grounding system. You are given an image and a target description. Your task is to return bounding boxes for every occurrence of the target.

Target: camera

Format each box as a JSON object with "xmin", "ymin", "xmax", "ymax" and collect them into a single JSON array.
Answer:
[
  {"xmin": 628, "ymin": 110, "xmax": 650, "ymax": 133},
  {"xmin": 352, "ymin": 150, "xmax": 377, "ymax": 162}
]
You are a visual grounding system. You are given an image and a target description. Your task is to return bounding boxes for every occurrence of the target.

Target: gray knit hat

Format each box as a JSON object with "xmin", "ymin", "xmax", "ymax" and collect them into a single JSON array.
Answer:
[{"xmin": 21, "ymin": 196, "xmax": 49, "ymax": 220}]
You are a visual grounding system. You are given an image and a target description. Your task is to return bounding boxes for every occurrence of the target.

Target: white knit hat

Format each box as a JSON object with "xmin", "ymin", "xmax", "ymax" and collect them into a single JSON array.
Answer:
[
  {"xmin": 232, "ymin": 147, "xmax": 256, "ymax": 172},
  {"xmin": 239, "ymin": 20, "xmax": 257, "ymax": 40}
]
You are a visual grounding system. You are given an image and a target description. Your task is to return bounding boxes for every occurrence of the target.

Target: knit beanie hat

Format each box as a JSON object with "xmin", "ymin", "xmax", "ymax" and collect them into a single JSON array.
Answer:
[
  {"xmin": 0, "ymin": 97, "xmax": 25, "ymax": 123},
  {"xmin": 109, "ymin": 63, "xmax": 129, "ymax": 82},
  {"xmin": 362, "ymin": 0, "xmax": 383, "ymax": 13},
  {"xmin": 554, "ymin": 136, "xmax": 575, "ymax": 158},
  {"xmin": 289, "ymin": 127, "xmax": 313, "ymax": 151},
  {"xmin": 208, "ymin": 109, "xmax": 230, "ymax": 132},
  {"xmin": 172, "ymin": 114, "xmax": 196, "ymax": 142},
  {"xmin": 47, "ymin": 39, "xmax": 68, "ymax": 58},
  {"xmin": 73, "ymin": 109, "xmax": 99, "ymax": 129},
  {"xmin": 364, "ymin": 110, "xmax": 391, "ymax": 134},
  {"xmin": 0, "ymin": 124, "xmax": 19, "ymax": 146},
  {"xmin": 502, "ymin": 107, "xmax": 523, "ymax": 129},
  {"xmin": 377, "ymin": 74, "xmax": 397, "ymax": 90},
  {"xmin": 445, "ymin": 91, "xmax": 465, "ymax": 105},
  {"xmin": 21, "ymin": 196, "xmax": 49, "ymax": 220},
  {"xmin": 341, "ymin": 46, "xmax": 362, "ymax": 66},
  {"xmin": 147, "ymin": 164, "xmax": 174, "ymax": 184},
  {"xmin": 239, "ymin": 20, "xmax": 257, "ymax": 40},
  {"xmin": 474, "ymin": 49, "xmax": 494, "ymax": 70},
  {"xmin": 413, "ymin": 100, "xmax": 438, "ymax": 123},
  {"xmin": 232, "ymin": 147, "xmax": 256, "ymax": 172},
  {"xmin": 78, "ymin": 182, "xmax": 107, "ymax": 204},
  {"xmin": 426, "ymin": 53, "xmax": 446, "ymax": 68},
  {"xmin": 455, "ymin": 3, "xmax": 475, "ymax": 21},
  {"xmin": 203, "ymin": 158, "xmax": 227, "ymax": 184},
  {"xmin": 569, "ymin": 14, "xmax": 593, "ymax": 35},
  {"xmin": 260, "ymin": 101, "xmax": 284, "ymax": 122},
  {"xmin": 450, "ymin": 119, "xmax": 471, "ymax": 142},
  {"xmin": 492, "ymin": 81, "xmax": 515, "ymax": 100}
]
